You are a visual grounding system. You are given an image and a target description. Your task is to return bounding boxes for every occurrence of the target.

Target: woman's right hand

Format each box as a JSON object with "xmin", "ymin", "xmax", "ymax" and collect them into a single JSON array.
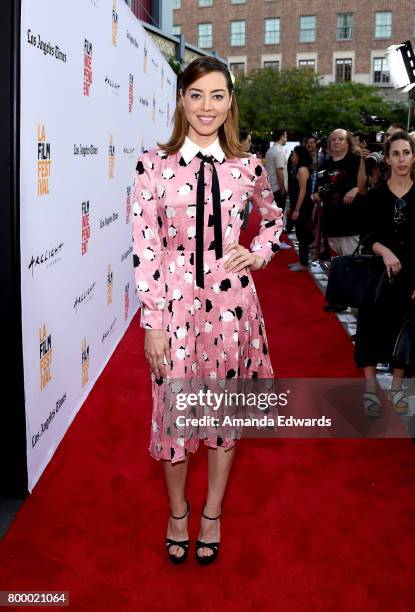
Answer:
[
  {"xmin": 144, "ymin": 329, "xmax": 171, "ymax": 379},
  {"xmin": 381, "ymin": 249, "xmax": 402, "ymax": 278}
]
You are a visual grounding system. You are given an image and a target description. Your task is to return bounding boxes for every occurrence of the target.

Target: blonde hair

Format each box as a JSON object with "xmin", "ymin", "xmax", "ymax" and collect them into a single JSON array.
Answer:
[
  {"xmin": 327, "ymin": 129, "xmax": 354, "ymax": 155},
  {"xmin": 158, "ymin": 57, "xmax": 249, "ymax": 159}
]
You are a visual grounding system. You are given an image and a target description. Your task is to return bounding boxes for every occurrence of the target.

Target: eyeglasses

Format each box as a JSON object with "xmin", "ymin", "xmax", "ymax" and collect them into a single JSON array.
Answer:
[{"xmin": 394, "ymin": 198, "xmax": 407, "ymax": 224}]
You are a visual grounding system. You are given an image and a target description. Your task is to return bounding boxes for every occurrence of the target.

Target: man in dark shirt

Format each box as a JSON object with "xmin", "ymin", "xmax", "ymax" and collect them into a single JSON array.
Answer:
[
  {"xmin": 318, "ymin": 128, "xmax": 360, "ymax": 255},
  {"xmin": 317, "ymin": 128, "xmax": 360, "ymax": 312}
]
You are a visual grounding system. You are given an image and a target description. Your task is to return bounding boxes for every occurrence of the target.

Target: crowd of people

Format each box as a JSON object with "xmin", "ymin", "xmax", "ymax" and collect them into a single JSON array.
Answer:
[{"xmin": 262, "ymin": 123, "xmax": 415, "ymax": 415}]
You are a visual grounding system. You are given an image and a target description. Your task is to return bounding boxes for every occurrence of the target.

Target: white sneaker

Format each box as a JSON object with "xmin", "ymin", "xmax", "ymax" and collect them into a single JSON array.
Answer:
[{"xmin": 279, "ymin": 242, "xmax": 292, "ymax": 250}]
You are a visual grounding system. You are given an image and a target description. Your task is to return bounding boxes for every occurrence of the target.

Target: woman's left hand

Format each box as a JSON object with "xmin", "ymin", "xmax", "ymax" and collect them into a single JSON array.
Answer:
[
  {"xmin": 411, "ymin": 290, "xmax": 415, "ymax": 300},
  {"xmin": 223, "ymin": 243, "xmax": 264, "ymax": 273},
  {"xmin": 291, "ymin": 210, "xmax": 300, "ymax": 221}
]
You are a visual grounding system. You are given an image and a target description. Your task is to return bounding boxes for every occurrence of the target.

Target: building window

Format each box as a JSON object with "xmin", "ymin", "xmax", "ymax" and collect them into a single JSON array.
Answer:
[
  {"xmin": 336, "ymin": 13, "xmax": 353, "ymax": 40},
  {"xmin": 172, "ymin": 25, "xmax": 181, "ymax": 36},
  {"xmin": 373, "ymin": 57, "xmax": 390, "ymax": 84},
  {"xmin": 264, "ymin": 18, "xmax": 280, "ymax": 45},
  {"xmin": 231, "ymin": 21, "xmax": 245, "ymax": 46},
  {"xmin": 198, "ymin": 0, "xmax": 213, "ymax": 6},
  {"xmin": 172, "ymin": 0, "xmax": 181, "ymax": 9},
  {"xmin": 375, "ymin": 11, "xmax": 392, "ymax": 39},
  {"xmin": 299, "ymin": 59, "xmax": 315, "ymax": 71},
  {"xmin": 336, "ymin": 58, "xmax": 352, "ymax": 82},
  {"xmin": 300, "ymin": 16, "xmax": 316, "ymax": 43},
  {"xmin": 263, "ymin": 61, "xmax": 280, "ymax": 70},
  {"xmin": 230, "ymin": 62, "xmax": 246, "ymax": 77},
  {"xmin": 231, "ymin": 0, "xmax": 246, "ymax": 4},
  {"xmin": 198, "ymin": 23, "xmax": 212, "ymax": 48}
]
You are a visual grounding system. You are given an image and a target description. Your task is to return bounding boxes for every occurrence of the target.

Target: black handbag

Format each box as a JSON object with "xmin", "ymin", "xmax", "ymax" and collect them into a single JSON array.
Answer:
[
  {"xmin": 392, "ymin": 302, "xmax": 415, "ymax": 366},
  {"xmin": 325, "ymin": 246, "xmax": 387, "ymax": 308}
]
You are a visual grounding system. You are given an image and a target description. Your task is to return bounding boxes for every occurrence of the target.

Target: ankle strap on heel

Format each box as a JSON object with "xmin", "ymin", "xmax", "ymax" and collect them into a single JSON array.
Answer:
[
  {"xmin": 171, "ymin": 498, "xmax": 190, "ymax": 520},
  {"xmin": 202, "ymin": 506, "xmax": 221, "ymax": 521}
]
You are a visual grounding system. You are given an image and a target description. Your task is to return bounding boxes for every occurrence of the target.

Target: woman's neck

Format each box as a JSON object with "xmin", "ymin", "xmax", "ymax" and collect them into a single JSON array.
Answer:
[
  {"xmin": 388, "ymin": 172, "xmax": 413, "ymax": 195},
  {"xmin": 187, "ymin": 128, "xmax": 219, "ymax": 149}
]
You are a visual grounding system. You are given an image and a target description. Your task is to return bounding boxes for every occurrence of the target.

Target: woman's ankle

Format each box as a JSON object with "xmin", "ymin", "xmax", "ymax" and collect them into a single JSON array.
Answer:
[{"xmin": 169, "ymin": 497, "xmax": 188, "ymax": 517}]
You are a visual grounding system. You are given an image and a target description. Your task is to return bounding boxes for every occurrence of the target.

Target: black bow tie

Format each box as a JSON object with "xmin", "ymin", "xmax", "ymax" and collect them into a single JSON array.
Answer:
[{"xmin": 195, "ymin": 152, "xmax": 222, "ymax": 288}]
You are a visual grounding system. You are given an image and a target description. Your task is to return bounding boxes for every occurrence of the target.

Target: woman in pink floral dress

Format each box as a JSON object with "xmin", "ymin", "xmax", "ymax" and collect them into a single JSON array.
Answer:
[{"xmin": 132, "ymin": 58, "xmax": 282, "ymax": 565}]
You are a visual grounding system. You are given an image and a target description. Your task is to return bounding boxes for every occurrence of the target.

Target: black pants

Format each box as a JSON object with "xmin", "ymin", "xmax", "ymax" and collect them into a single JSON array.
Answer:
[
  {"xmin": 355, "ymin": 275, "xmax": 412, "ymax": 369},
  {"xmin": 273, "ymin": 190, "xmax": 286, "ymax": 211},
  {"xmin": 295, "ymin": 209, "xmax": 313, "ymax": 266}
]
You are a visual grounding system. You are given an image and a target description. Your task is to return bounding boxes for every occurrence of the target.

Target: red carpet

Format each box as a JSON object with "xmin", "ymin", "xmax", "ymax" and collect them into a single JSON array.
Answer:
[{"xmin": 1, "ymin": 212, "xmax": 414, "ymax": 611}]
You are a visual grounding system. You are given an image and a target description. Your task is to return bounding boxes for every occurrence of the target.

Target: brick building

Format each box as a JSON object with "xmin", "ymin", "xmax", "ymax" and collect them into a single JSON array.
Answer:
[{"xmin": 172, "ymin": 0, "xmax": 415, "ymax": 100}]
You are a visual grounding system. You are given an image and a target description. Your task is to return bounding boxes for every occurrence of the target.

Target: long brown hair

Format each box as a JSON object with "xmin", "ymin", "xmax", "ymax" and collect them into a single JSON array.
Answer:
[
  {"xmin": 158, "ymin": 57, "xmax": 249, "ymax": 159},
  {"xmin": 384, "ymin": 130, "xmax": 415, "ymax": 157}
]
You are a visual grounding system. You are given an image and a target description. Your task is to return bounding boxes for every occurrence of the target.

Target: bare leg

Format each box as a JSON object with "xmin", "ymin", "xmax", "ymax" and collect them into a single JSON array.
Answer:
[
  {"xmin": 163, "ymin": 455, "xmax": 190, "ymax": 559},
  {"xmin": 197, "ymin": 444, "xmax": 236, "ymax": 559},
  {"xmin": 362, "ymin": 366, "xmax": 381, "ymax": 416},
  {"xmin": 389, "ymin": 368, "xmax": 408, "ymax": 414},
  {"xmin": 391, "ymin": 368, "xmax": 405, "ymax": 391},
  {"xmin": 363, "ymin": 366, "xmax": 377, "ymax": 388}
]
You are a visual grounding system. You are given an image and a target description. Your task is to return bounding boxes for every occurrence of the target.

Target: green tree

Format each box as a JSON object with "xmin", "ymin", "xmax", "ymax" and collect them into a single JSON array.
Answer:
[{"xmin": 235, "ymin": 68, "xmax": 406, "ymax": 137}]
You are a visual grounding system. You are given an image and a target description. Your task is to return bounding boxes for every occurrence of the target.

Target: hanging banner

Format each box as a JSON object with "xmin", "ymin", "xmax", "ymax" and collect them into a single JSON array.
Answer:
[{"xmin": 20, "ymin": 0, "xmax": 176, "ymax": 491}]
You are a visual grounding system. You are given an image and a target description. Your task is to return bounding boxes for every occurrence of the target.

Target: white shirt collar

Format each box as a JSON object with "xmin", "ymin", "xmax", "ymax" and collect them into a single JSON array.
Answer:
[{"xmin": 180, "ymin": 135, "xmax": 225, "ymax": 165}]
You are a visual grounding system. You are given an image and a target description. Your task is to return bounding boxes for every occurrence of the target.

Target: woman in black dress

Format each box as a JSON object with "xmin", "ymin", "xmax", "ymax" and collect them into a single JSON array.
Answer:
[
  {"xmin": 289, "ymin": 146, "xmax": 314, "ymax": 271},
  {"xmin": 355, "ymin": 131, "xmax": 415, "ymax": 415}
]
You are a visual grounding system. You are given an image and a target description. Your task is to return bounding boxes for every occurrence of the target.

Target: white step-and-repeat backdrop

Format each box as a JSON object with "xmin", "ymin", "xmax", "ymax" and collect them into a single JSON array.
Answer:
[{"xmin": 20, "ymin": 0, "xmax": 177, "ymax": 492}]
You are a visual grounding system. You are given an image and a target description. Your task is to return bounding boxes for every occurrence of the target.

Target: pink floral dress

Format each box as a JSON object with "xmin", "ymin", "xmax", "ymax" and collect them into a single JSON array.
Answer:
[{"xmin": 132, "ymin": 144, "xmax": 283, "ymax": 462}]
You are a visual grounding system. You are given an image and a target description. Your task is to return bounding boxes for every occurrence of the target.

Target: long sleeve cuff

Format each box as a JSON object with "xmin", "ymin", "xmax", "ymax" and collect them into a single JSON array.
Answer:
[
  {"xmin": 140, "ymin": 308, "xmax": 163, "ymax": 330},
  {"xmin": 250, "ymin": 239, "xmax": 280, "ymax": 268}
]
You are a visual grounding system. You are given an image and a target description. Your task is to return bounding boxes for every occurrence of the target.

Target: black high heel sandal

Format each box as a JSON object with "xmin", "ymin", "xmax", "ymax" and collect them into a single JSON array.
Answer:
[
  {"xmin": 195, "ymin": 506, "xmax": 221, "ymax": 565},
  {"xmin": 165, "ymin": 499, "xmax": 190, "ymax": 564}
]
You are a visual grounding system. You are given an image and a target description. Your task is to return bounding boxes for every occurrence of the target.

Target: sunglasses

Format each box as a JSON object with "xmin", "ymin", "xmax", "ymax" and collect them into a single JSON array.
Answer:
[{"xmin": 394, "ymin": 198, "xmax": 407, "ymax": 224}]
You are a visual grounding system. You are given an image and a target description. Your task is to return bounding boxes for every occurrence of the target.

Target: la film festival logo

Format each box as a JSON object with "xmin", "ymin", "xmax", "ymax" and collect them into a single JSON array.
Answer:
[
  {"xmin": 109, "ymin": 134, "xmax": 115, "ymax": 178},
  {"xmin": 144, "ymin": 41, "xmax": 147, "ymax": 73},
  {"xmin": 82, "ymin": 200, "xmax": 91, "ymax": 255},
  {"xmin": 84, "ymin": 39, "xmax": 93, "ymax": 96},
  {"xmin": 39, "ymin": 323, "xmax": 52, "ymax": 390},
  {"xmin": 126, "ymin": 185, "xmax": 131, "ymax": 224},
  {"xmin": 124, "ymin": 283, "xmax": 130, "ymax": 321},
  {"xmin": 82, "ymin": 338, "xmax": 90, "ymax": 388},
  {"xmin": 112, "ymin": 0, "xmax": 118, "ymax": 47},
  {"xmin": 107, "ymin": 264, "xmax": 113, "ymax": 305},
  {"xmin": 161, "ymin": 66, "xmax": 164, "ymax": 89},
  {"xmin": 152, "ymin": 94, "xmax": 156, "ymax": 122},
  {"xmin": 128, "ymin": 73, "xmax": 134, "ymax": 113},
  {"xmin": 37, "ymin": 124, "xmax": 51, "ymax": 196}
]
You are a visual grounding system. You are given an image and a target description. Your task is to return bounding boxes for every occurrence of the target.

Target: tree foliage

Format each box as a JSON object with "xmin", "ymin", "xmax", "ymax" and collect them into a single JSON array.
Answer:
[{"xmin": 235, "ymin": 68, "xmax": 407, "ymax": 137}]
